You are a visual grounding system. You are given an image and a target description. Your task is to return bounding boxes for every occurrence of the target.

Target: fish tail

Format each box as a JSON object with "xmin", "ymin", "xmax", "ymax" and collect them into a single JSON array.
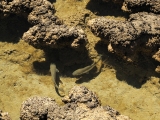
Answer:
[{"xmin": 54, "ymin": 82, "xmax": 65, "ymax": 92}]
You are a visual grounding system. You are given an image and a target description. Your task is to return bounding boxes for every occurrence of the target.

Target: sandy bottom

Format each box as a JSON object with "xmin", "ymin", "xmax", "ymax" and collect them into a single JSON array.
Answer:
[
  {"xmin": 0, "ymin": 41, "xmax": 160, "ymax": 120},
  {"xmin": 0, "ymin": 0, "xmax": 160, "ymax": 120}
]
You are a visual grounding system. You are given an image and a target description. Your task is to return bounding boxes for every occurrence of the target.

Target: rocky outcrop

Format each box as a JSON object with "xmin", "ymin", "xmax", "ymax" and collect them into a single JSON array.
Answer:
[
  {"xmin": 20, "ymin": 86, "xmax": 131, "ymax": 120},
  {"xmin": 88, "ymin": 12, "xmax": 160, "ymax": 72},
  {"xmin": 97, "ymin": 0, "xmax": 160, "ymax": 14},
  {"xmin": 20, "ymin": 97, "xmax": 59, "ymax": 120},
  {"xmin": 121, "ymin": 0, "xmax": 160, "ymax": 13},
  {"xmin": 0, "ymin": 110, "xmax": 11, "ymax": 120},
  {"xmin": 62, "ymin": 86, "xmax": 100, "ymax": 108},
  {"xmin": 0, "ymin": 0, "xmax": 87, "ymax": 49}
]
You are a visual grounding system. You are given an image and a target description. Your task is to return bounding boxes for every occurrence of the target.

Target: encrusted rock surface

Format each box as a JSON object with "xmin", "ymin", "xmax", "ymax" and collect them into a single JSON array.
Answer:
[
  {"xmin": 0, "ymin": 110, "xmax": 11, "ymax": 120},
  {"xmin": 88, "ymin": 12, "xmax": 160, "ymax": 46},
  {"xmin": 152, "ymin": 49, "xmax": 160, "ymax": 62},
  {"xmin": 20, "ymin": 86, "xmax": 131, "ymax": 120},
  {"xmin": 88, "ymin": 12, "xmax": 160, "ymax": 72},
  {"xmin": 155, "ymin": 65, "xmax": 160, "ymax": 73},
  {"xmin": 153, "ymin": 49, "xmax": 160, "ymax": 73},
  {"xmin": 20, "ymin": 97, "xmax": 59, "ymax": 120},
  {"xmin": 122, "ymin": 0, "xmax": 160, "ymax": 13},
  {"xmin": 62, "ymin": 86, "xmax": 100, "ymax": 108},
  {"xmin": 96, "ymin": 0, "xmax": 160, "ymax": 13},
  {"xmin": 0, "ymin": 0, "xmax": 87, "ymax": 49}
]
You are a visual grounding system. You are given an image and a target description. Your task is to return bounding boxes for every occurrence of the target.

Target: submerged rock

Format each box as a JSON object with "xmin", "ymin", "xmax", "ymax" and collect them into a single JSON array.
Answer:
[
  {"xmin": 95, "ymin": 0, "xmax": 160, "ymax": 13},
  {"xmin": 122, "ymin": 0, "xmax": 160, "ymax": 13},
  {"xmin": 20, "ymin": 97, "xmax": 59, "ymax": 120},
  {"xmin": 88, "ymin": 12, "xmax": 160, "ymax": 73},
  {"xmin": 153, "ymin": 49, "xmax": 160, "ymax": 63},
  {"xmin": 153, "ymin": 49, "xmax": 160, "ymax": 72},
  {"xmin": 62, "ymin": 86, "xmax": 100, "ymax": 108},
  {"xmin": 0, "ymin": 110, "xmax": 11, "ymax": 120},
  {"xmin": 0, "ymin": 0, "xmax": 87, "ymax": 49},
  {"xmin": 20, "ymin": 86, "xmax": 131, "ymax": 120}
]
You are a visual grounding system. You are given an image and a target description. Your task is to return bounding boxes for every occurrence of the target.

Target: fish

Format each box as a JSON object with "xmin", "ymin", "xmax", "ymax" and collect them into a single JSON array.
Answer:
[
  {"xmin": 50, "ymin": 63, "xmax": 64, "ymax": 93},
  {"xmin": 72, "ymin": 55, "xmax": 102, "ymax": 76}
]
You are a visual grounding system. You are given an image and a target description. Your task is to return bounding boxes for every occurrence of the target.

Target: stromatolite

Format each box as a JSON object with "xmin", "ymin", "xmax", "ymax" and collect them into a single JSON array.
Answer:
[
  {"xmin": 20, "ymin": 86, "xmax": 132, "ymax": 120},
  {"xmin": 88, "ymin": 12, "xmax": 160, "ymax": 72},
  {"xmin": 0, "ymin": 0, "xmax": 87, "ymax": 49}
]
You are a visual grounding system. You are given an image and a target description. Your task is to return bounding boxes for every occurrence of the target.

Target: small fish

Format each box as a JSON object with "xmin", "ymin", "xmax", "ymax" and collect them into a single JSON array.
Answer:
[
  {"xmin": 72, "ymin": 55, "xmax": 102, "ymax": 76},
  {"xmin": 50, "ymin": 63, "xmax": 64, "ymax": 93}
]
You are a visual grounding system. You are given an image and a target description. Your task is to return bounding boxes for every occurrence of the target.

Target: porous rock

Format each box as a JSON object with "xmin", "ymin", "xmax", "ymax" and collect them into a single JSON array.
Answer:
[
  {"xmin": 0, "ymin": 110, "xmax": 11, "ymax": 120},
  {"xmin": 20, "ymin": 97, "xmax": 59, "ymax": 120},
  {"xmin": 20, "ymin": 86, "xmax": 131, "ymax": 120},
  {"xmin": 0, "ymin": 0, "xmax": 87, "ymax": 49},
  {"xmin": 97, "ymin": 0, "xmax": 160, "ymax": 13},
  {"xmin": 88, "ymin": 12, "xmax": 160, "ymax": 46},
  {"xmin": 122, "ymin": 0, "xmax": 160, "ymax": 13},
  {"xmin": 62, "ymin": 86, "xmax": 100, "ymax": 108},
  {"xmin": 152, "ymin": 49, "xmax": 160, "ymax": 62},
  {"xmin": 153, "ymin": 49, "xmax": 160, "ymax": 73},
  {"xmin": 155, "ymin": 65, "xmax": 160, "ymax": 73},
  {"xmin": 88, "ymin": 12, "xmax": 160, "ymax": 72}
]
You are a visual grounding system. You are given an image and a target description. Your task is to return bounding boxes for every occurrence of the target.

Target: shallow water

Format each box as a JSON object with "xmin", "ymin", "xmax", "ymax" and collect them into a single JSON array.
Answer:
[
  {"xmin": 0, "ymin": 0, "xmax": 160, "ymax": 120},
  {"xmin": 0, "ymin": 42, "xmax": 160, "ymax": 120}
]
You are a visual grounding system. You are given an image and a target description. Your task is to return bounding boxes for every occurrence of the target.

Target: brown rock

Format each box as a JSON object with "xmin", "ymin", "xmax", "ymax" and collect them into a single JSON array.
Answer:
[
  {"xmin": 88, "ymin": 12, "xmax": 160, "ymax": 73},
  {"xmin": 122, "ymin": 0, "xmax": 160, "ymax": 13},
  {"xmin": 20, "ymin": 86, "xmax": 132, "ymax": 120},
  {"xmin": 0, "ymin": 110, "xmax": 11, "ymax": 120},
  {"xmin": 0, "ymin": 0, "xmax": 87, "ymax": 49}
]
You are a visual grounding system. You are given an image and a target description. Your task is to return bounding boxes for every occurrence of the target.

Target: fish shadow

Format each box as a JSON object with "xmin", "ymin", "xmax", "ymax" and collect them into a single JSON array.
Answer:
[{"xmin": 75, "ymin": 67, "xmax": 101, "ymax": 84}]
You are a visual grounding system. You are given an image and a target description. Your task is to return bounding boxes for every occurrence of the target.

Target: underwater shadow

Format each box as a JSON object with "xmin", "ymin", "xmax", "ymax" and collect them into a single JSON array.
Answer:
[
  {"xmin": 32, "ymin": 61, "xmax": 50, "ymax": 75},
  {"xmin": 49, "ymin": 0, "xmax": 56, "ymax": 3},
  {"xmin": 75, "ymin": 70, "xmax": 101, "ymax": 84},
  {"xmin": 0, "ymin": 14, "xmax": 31, "ymax": 43},
  {"xmin": 94, "ymin": 40, "xmax": 160, "ymax": 88},
  {"xmin": 43, "ymin": 47, "xmax": 93, "ymax": 76},
  {"xmin": 32, "ymin": 47, "xmax": 100, "ymax": 95},
  {"xmin": 34, "ymin": 47, "xmax": 102, "ymax": 85},
  {"xmin": 86, "ymin": 0, "xmax": 128, "ymax": 17}
]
